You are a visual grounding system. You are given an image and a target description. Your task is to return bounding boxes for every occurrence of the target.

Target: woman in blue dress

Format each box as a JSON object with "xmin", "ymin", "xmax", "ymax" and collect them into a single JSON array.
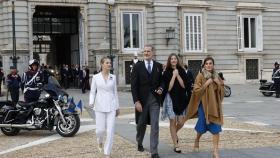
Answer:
[{"xmin": 185, "ymin": 57, "xmax": 224, "ymax": 158}]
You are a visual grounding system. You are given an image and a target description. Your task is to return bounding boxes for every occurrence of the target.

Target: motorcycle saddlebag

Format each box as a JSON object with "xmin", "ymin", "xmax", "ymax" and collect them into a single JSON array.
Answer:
[
  {"xmin": 0, "ymin": 102, "xmax": 16, "ymax": 123},
  {"xmin": 259, "ymin": 82, "xmax": 273, "ymax": 90}
]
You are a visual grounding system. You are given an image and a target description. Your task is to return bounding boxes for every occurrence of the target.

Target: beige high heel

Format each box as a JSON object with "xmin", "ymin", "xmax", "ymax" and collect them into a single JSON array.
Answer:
[{"xmin": 212, "ymin": 151, "xmax": 220, "ymax": 158}]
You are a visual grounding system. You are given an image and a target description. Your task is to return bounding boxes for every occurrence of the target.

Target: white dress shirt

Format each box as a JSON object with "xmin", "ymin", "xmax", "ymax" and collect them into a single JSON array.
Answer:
[
  {"xmin": 89, "ymin": 72, "xmax": 119, "ymax": 112},
  {"xmin": 144, "ymin": 60, "xmax": 153, "ymax": 72},
  {"xmin": 133, "ymin": 58, "xmax": 139, "ymax": 64}
]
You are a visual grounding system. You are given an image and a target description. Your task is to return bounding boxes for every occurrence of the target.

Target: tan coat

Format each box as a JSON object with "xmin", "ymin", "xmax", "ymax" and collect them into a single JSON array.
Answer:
[{"xmin": 186, "ymin": 71, "xmax": 225, "ymax": 125}]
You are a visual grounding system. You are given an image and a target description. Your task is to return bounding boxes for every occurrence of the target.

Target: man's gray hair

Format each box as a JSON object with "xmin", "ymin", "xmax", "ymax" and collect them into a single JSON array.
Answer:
[{"xmin": 144, "ymin": 44, "xmax": 155, "ymax": 52}]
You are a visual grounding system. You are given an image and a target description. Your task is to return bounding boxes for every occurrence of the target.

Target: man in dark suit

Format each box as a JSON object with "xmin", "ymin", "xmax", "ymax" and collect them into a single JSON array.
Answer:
[{"xmin": 131, "ymin": 44, "xmax": 164, "ymax": 158}]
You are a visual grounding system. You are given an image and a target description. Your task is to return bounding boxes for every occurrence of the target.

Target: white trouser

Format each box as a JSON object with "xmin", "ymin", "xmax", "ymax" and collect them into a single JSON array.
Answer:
[{"xmin": 95, "ymin": 110, "xmax": 116, "ymax": 155}]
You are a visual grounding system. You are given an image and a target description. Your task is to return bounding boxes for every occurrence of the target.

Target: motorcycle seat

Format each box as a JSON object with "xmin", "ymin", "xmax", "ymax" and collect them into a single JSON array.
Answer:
[
  {"xmin": 17, "ymin": 101, "xmax": 36, "ymax": 108},
  {"xmin": 259, "ymin": 79, "xmax": 267, "ymax": 83}
]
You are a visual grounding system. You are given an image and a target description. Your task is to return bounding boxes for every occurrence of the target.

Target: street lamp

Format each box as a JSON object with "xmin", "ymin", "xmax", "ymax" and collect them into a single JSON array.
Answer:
[
  {"xmin": 165, "ymin": 27, "xmax": 175, "ymax": 46},
  {"xmin": 107, "ymin": 0, "xmax": 115, "ymax": 74},
  {"xmin": 10, "ymin": 0, "xmax": 18, "ymax": 69}
]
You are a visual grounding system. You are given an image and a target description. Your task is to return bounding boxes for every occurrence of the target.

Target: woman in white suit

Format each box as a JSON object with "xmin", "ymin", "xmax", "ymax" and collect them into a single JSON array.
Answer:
[{"xmin": 89, "ymin": 57, "xmax": 120, "ymax": 158}]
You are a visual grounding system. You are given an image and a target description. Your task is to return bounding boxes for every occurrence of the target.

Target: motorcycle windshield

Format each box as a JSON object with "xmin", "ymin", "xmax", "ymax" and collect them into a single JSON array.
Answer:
[{"xmin": 44, "ymin": 76, "xmax": 68, "ymax": 98}]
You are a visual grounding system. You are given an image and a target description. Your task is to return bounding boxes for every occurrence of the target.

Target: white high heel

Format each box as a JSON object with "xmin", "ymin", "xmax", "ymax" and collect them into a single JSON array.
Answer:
[{"xmin": 98, "ymin": 143, "xmax": 103, "ymax": 153}]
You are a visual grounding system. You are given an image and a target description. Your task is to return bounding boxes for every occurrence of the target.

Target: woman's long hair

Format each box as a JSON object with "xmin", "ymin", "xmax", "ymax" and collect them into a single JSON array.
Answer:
[{"xmin": 165, "ymin": 53, "xmax": 184, "ymax": 71}]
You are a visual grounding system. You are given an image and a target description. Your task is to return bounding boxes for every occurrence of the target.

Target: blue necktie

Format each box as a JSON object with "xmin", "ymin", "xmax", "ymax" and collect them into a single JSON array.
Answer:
[{"xmin": 147, "ymin": 61, "xmax": 152, "ymax": 74}]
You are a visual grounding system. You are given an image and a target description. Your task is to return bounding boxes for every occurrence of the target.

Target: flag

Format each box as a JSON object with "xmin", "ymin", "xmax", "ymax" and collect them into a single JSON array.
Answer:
[
  {"xmin": 76, "ymin": 100, "xmax": 83, "ymax": 114},
  {"xmin": 67, "ymin": 97, "xmax": 75, "ymax": 113}
]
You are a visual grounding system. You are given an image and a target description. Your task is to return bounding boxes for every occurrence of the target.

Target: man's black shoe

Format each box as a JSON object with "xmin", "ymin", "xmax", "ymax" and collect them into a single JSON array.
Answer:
[
  {"xmin": 151, "ymin": 154, "xmax": 160, "ymax": 158},
  {"xmin": 138, "ymin": 145, "xmax": 144, "ymax": 152}
]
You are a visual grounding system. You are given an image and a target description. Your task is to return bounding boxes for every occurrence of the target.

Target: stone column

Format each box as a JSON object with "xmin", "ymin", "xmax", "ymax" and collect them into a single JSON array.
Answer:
[{"xmin": 79, "ymin": 6, "xmax": 88, "ymax": 67}]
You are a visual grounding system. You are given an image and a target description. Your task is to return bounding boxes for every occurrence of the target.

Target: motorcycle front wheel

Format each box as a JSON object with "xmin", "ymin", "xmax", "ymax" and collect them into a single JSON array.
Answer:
[
  {"xmin": 56, "ymin": 114, "xmax": 80, "ymax": 137},
  {"xmin": 262, "ymin": 92, "xmax": 273, "ymax": 96},
  {"xmin": 1, "ymin": 127, "xmax": 20, "ymax": 136}
]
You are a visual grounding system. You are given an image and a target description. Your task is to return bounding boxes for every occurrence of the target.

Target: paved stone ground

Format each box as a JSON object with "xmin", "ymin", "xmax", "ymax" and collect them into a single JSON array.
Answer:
[
  {"xmin": 0, "ymin": 130, "xmax": 150, "ymax": 158},
  {"xmin": 1, "ymin": 115, "xmax": 279, "ymax": 158},
  {"xmin": 0, "ymin": 84, "xmax": 280, "ymax": 158}
]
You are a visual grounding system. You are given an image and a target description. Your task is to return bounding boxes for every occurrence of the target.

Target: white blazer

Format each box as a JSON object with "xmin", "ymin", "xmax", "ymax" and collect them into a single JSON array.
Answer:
[{"xmin": 89, "ymin": 72, "xmax": 119, "ymax": 112}]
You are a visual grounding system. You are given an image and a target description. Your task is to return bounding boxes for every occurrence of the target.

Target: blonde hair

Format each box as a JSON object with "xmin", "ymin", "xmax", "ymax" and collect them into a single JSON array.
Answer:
[
  {"xmin": 100, "ymin": 56, "xmax": 110, "ymax": 65},
  {"xmin": 100, "ymin": 56, "xmax": 111, "ymax": 71}
]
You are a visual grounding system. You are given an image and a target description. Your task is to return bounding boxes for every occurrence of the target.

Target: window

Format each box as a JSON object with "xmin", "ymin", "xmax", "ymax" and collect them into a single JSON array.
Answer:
[
  {"xmin": 244, "ymin": 17, "xmax": 256, "ymax": 48},
  {"xmin": 184, "ymin": 13, "xmax": 203, "ymax": 52},
  {"xmin": 246, "ymin": 59, "xmax": 259, "ymax": 80},
  {"xmin": 121, "ymin": 12, "xmax": 142, "ymax": 50},
  {"xmin": 33, "ymin": 35, "xmax": 51, "ymax": 54},
  {"xmin": 237, "ymin": 15, "xmax": 263, "ymax": 51}
]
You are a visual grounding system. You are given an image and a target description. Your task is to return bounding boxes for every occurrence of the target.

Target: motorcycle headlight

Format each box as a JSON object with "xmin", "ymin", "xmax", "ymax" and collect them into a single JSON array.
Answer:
[
  {"xmin": 62, "ymin": 95, "xmax": 68, "ymax": 104},
  {"xmin": 58, "ymin": 95, "xmax": 68, "ymax": 104},
  {"xmin": 45, "ymin": 93, "xmax": 50, "ymax": 98}
]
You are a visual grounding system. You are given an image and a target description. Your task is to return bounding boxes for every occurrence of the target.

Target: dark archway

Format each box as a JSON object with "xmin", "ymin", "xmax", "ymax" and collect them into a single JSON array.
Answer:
[{"xmin": 32, "ymin": 6, "xmax": 79, "ymax": 67}]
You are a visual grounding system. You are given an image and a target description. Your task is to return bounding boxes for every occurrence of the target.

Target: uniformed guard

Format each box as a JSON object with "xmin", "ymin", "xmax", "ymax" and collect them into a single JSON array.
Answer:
[
  {"xmin": 272, "ymin": 62, "xmax": 279, "ymax": 79},
  {"xmin": 22, "ymin": 59, "xmax": 44, "ymax": 102},
  {"xmin": 273, "ymin": 64, "xmax": 280, "ymax": 98}
]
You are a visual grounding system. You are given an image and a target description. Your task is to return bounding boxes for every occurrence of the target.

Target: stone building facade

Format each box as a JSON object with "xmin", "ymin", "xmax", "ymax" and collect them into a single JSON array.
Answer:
[{"xmin": 1, "ymin": 0, "xmax": 280, "ymax": 85}]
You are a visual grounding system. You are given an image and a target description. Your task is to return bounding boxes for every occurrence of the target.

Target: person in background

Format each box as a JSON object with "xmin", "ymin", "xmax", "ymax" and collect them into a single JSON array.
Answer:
[
  {"xmin": 0, "ymin": 68, "xmax": 4, "ymax": 96},
  {"xmin": 6, "ymin": 66, "xmax": 21, "ymax": 105},
  {"xmin": 184, "ymin": 57, "xmax": 224, "ymax": 158},
  {"xmin": 184, "ymin": 64, "xmax": 195, "ymax": 104},
  {"xmin": 74, "ymin": 64, "xmax": 80, "ymax": 88},
  {"xmin": 60, "ymin": 64, "xmax": 65, "ymax": 87},
  {"xmin": 70, "ymin": 64, "xmax": 76, "ymax": 88},
  {"xmin": 89, "ymin": 57, "xmax": 120, "ymax": 158},
  {"xmin": 130, "ymin": 52, "xmax": 140, "ymax": 73},
  {"xmin": 62, "ymin": 65, "xmax": 71, "ymax": 89},
  {"xmin": 42, "ymin": 65, "xmax": 50, "ymax": 84},
  {"xmin": 85, "ymin": 66, "xmax": 90, "ymax": 90},
  {"xmin": 80, "ymin": 66, "xmax": 87, "ymax": 93}
]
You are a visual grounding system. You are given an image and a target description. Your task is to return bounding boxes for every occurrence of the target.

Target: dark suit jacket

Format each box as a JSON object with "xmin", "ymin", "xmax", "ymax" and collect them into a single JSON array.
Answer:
[{"xmin": 131, "ymin": 60, "xmax": 164, "ymax": 124}]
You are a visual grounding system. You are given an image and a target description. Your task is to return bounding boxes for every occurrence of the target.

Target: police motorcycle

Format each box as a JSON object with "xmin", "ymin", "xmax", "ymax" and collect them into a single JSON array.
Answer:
[
  {"xmin": 218, "ymin": 72, "xmax": 231, "ymax": 97},
  {"xmin": 259, "ymin": 79, "xmax": 275, "ymax": 96},
  {"xmin": 0, "ymin": 72, "xmax": 80, "ymax": 137},
  {"xmin": 258, "ymin": 69, "xmax": 280, "ymax": 97}
]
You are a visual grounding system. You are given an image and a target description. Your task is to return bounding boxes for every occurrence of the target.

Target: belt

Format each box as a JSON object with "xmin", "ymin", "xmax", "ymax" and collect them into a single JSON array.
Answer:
[{"xmin": 23, "ymin": 87, "xmax": 39, "ymax": 94}]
